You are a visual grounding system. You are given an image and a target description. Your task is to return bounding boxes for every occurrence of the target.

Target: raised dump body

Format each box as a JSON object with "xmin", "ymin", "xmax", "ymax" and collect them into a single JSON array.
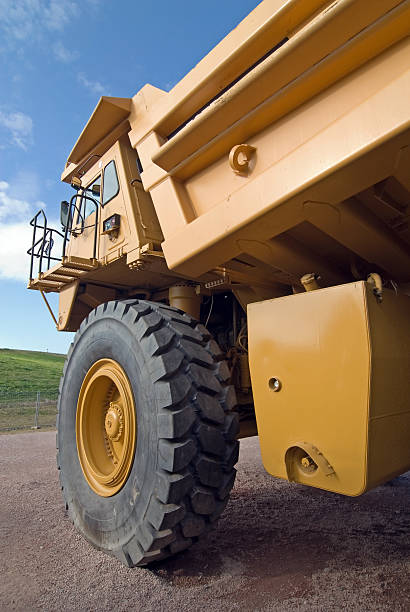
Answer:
[{"xmin": 27, "ymin": 0, "xmax": 410, "ymax": 567}]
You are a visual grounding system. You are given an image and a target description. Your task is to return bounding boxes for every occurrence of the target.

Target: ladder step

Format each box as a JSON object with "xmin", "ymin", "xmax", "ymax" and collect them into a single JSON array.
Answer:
[
  {"xmin": 49, "ymin": 266, "xmax": 85, "ymax": 278},
  {"xmin": 42, "ymin": 273, "xmax": 76, "ymax": 283},
  {"xmin": 28, "ymin": 278, "xmax": 62, "ymax": 290},
  {"xmin": 41, "ymin": 265, "xmax": 87, "ymax": 283},
  {"xmin": 28, "ymin": 256, "xmax": 99, "ymax": 293},
  {"xmin": 62, "ymin": 256, "xmax": 99, "ymax": 271}
]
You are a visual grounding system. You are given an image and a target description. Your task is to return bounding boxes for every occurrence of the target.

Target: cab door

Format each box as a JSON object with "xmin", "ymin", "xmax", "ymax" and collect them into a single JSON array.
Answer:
[
  {"xmin": 68, "ymin": 173, "xmax": 101, "ymax": 261},
  {"xmin": 98, "ymin": 156, "xmax": 128, "ymax": 264}
]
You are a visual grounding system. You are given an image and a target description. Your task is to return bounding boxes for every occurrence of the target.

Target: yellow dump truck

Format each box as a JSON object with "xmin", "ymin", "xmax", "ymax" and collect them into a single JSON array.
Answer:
[{"xmin": 28, "ymin": 0, "xmax": 410, "ymax": 566}]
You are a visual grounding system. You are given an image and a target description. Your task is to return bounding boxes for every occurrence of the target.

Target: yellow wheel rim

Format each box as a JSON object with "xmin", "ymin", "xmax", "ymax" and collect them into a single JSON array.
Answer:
[{"xmin": 76, "ymin": 359, "xmax": 136, "ymax": 497}]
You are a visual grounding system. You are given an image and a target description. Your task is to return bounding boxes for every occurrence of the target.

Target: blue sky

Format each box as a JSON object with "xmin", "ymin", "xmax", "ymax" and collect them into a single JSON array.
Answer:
[{"xmin": 0, "ymin": 0, "xmax": 258, "ymax": 354}]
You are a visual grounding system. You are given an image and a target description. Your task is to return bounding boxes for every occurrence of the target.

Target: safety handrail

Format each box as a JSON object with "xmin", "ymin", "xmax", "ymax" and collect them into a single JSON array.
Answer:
[
  {"xmin": 62, "ymin": 190, "xmax": 99, "ymax": 260},
  {"xmin": 28, "ymin": 189, "xmax": 99, "ymax": 283},
  {"xmin": 27, "ymin": 210, "xmax": 65, "ymax": 280}
]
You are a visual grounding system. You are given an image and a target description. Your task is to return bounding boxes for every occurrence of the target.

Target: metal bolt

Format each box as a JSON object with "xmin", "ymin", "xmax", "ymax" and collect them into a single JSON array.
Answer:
[
  {"xmin": 269, "ymin": 377, "xmax": 282, "ymax": 392},
  {"xmin": 300, "ymin": 455, "xmax": 317, "ymax": 472}
]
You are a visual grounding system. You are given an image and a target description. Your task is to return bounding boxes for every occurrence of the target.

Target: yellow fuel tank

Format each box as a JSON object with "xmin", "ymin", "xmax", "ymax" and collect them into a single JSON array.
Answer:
[{"xmin": 248, "ymin": 282, "xmax": 410, "ymax": 496}]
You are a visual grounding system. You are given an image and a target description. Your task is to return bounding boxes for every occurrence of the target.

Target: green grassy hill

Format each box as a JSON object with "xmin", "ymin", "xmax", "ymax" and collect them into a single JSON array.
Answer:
[{"xmin": 0, "ymin": 348, "xmax": 66, "ymax": 395}]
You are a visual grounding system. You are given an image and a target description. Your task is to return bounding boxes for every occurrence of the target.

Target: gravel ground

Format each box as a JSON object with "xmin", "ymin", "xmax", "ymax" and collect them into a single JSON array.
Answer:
[{"xmin": 0, "ymin": 431, "xmax": 409, "ymax": 611}]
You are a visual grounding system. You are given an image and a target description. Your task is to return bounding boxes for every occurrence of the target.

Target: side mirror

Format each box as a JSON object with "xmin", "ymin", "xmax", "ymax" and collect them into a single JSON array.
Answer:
[
  {"xmin": 91, "ymin": 183, "xmax": 101, "ymax": 197},
  {"xmin": 60, "ymin": 200, "xmax": 71, "ymax": 228}
]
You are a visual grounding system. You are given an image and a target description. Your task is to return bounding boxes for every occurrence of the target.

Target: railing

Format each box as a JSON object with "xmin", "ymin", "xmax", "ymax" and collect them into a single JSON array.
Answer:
[
  {"xmin": 27, "ymin": 190, "xmax": 99, "ymax": 281},
  {"xmin": 27, "ymin": 210, "xmax": 65, "ymax": 280}
]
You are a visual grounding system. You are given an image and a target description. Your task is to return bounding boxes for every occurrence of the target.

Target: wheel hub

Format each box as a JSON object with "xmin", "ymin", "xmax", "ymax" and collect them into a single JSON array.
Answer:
[
  {"xmin": 105, "ymin": 402, "xmax": 124, "ymax": 441},
  {"xmin": 76, "ymin": 359, "xmax": 136, "ymax": 497}
]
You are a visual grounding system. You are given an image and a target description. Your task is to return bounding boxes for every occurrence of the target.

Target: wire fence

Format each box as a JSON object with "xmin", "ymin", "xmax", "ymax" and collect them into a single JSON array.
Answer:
[{"xmin": 0, "ymin": 389, "xmax": 59, "ymax": 432}]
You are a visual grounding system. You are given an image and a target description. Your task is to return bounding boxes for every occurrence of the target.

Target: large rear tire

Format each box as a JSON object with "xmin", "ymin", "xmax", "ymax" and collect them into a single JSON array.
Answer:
[{"xmin": 57, "ymin": 299, "xmax": 239, "ymax": 566}]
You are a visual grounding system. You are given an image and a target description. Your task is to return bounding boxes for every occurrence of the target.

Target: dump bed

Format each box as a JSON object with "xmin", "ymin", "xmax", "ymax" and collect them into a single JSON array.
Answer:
[{"xmin": 128, "ymin": 0, "xmax": 410, "ymax": 292}]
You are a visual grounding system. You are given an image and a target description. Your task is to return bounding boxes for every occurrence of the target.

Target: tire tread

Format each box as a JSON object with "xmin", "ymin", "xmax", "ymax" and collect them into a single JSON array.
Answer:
[{"xmin": 57, "ymin": 299, "xmax": 239, "ymax": 567}]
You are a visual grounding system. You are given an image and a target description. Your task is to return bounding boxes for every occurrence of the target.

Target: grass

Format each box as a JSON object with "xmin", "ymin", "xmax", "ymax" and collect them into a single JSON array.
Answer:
[
  {"xmin": 0, "ymin": 400, "xmax": 58, "ymax": 431},
  {"xmin": 0, "ymin": 348, "xmax": 66, "ymax": 431},
  {"xmin": 0, "ymin": 348, "xmax": 65, "ymax": 395}
]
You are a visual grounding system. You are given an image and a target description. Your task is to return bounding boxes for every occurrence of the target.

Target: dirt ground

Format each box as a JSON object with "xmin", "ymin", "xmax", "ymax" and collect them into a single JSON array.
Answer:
[{"xmin": 0, "ymin": 432, "xmax": 409, "ymax": 611}]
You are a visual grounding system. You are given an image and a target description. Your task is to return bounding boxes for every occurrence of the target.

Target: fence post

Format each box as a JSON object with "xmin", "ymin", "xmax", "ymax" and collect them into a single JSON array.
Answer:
[{"xmin": 33, "ymin": 391, "xmax": 40, "ymax": 429}]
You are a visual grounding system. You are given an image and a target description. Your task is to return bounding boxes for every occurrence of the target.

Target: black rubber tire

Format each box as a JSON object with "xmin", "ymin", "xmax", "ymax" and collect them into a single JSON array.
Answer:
[{"xmin": 57, "ymin": 299, "xmax": 239, "ymax": 566}]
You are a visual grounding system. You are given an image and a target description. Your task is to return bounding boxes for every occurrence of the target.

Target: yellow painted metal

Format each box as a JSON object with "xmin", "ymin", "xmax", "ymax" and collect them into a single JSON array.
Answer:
[
  {"xmin": 150, "ymin": 0, "xmax": 408, "ymax": 179},
  {"xmin": 247, "ymin": 282, "xmax": 410, "ymax": 496},
  {"xmin": 155, "ymin": 34, "xmax": 410, "ymax": 277},
  {"xmin": 76, "ymin": 359, "xmax": 136, "ymax": 497},
  {"xmin": 300, "ymin": 273, "xmax": 321, "ymax": 292},
  {"xmin": 40, "ymin": 0, "xmax": 409, "ymax": 312},
  {"xmin": 57, "ymin": 281, "xmax": 79, "ymax": 331},
  {"xmin": 65, "ymin": 97, "xmax": 131, "ymax": 165},
  {"xmin": 169, "ymin": 284, "xmax": 201, "ymax": 319}
]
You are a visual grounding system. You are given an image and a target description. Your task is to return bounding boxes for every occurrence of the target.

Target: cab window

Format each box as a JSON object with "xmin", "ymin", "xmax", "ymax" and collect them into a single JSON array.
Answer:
[
  {"xmin": 102, "ymin": 160, "xmax": 119, "ymax": 205},
  {"xmin": 80, "ymin": 175, "xmax": 101, "ymax": 221}
]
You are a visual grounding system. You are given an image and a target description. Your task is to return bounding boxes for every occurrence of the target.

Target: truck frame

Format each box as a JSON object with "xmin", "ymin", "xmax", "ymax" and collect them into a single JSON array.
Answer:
[{"xmin": 28, "ymin": 0, "xmax": 410, "ymax": 566}]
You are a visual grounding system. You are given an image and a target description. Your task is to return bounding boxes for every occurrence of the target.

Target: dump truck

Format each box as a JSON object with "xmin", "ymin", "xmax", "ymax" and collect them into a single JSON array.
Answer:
[{"xmin": 27, "ymin": 0, "xmax": 410, "ymax": 567}]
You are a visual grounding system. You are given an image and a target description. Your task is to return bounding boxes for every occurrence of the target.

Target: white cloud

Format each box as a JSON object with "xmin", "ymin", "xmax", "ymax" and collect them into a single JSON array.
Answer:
[
  {"xmin": 0, "ymin": 110, "xmax": 33, "ymax": 150},
  {"xmin": 0, "ymin": 0, "xmax": 78, "ymax": 41},
  {"xmin": 53, "ymin": 41, "xmax": 79, "ymax": 63},
  {"xmin": 0, "ymin": 0, "xmax": 98, "ymax": 64},
  {"xmin": 0, "ymin": 179, "xmax": 49, "ymax": 282},
  {"xmin": 78, "ymin": 72, "xmax": 110, "ymax": 97},
  {"xmin": 0, "ymin": 0, "xmax": 38, "ymax": 41},
  {"xmin": 0, "ymin": 183, "xmax": 30, "ymax": 221},
  {"xmin": 0, "ymin": 179, "xmax": 45, "ymax": 222},
  {"xmin": 0, "ymin": 221, "xmax": 33, "ymax": 281},
  {"xmin": 43, "ymin": 0, "xmax": 78, "ymax": 31}
]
